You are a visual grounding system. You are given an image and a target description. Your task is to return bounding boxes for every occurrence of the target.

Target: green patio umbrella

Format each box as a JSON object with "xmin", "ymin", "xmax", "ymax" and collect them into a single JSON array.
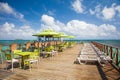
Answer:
[
  {"xmin": 32, "ymin": 29, "xmax": 59, "ymax": 37},
  {"xmin": 53, "ymin": 32, "xmax": 68, "ymax": 46},
  {"xmin": 33, "ymin": 29, "xmax": 59, "ymax": 51},
  {"xmin": 65, "ymin": 35, "xmax": 75, "ymax": 41},
  {"xmin": 66, "ymin": 35, "xmax": 75, "ymax": 39},
  {"xmin": 53, "ymin": 32, "xmax": 69, "ymax": 42},
  {"xmin": 33, "ymin": 28, "xmax": 59, "ymax": 42},
  {"xmin": 53, "ymin": 32, "xmax": 68, "ymax": 38}
]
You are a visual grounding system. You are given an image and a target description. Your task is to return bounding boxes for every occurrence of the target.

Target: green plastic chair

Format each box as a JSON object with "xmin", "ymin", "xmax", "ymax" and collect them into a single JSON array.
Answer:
[
  {"xmin": 58, "ymin": 42, "xmax": 68, "ymax": 52},
  {"xmin": 24, "ymin": 51, "xmax": 39, "ymax": 71},
  {"xmin": 4, "ymin": 50, "xmax": 21, "ymax": 72},
  {"xmin": 0, "ymin": 51, "xmax": 5, "ymax": 70},
  {"xmin": 44, "ymin": 46, "xmax": 56, "ymax": 57}
]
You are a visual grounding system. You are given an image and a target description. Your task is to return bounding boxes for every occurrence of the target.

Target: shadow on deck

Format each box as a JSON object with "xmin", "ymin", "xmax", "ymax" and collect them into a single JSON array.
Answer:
[
  {"xmin": 74, "ymin": 59, "xmax": 120, "ymax": 80},
  {"xmin": 96, "ymin": 63, "xmax": 120, "ymax": 80},
  {"xmin": 0, "ymin": 70, "xmax": 14, "ymax": 80}
]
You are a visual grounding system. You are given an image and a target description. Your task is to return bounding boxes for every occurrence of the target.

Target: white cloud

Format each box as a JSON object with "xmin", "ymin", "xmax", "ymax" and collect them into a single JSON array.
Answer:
[
  {"xmin": 2, "ymin": 22, "xmax": 15, "ymax": 33},
  {"xmin": 40, "ymin": 15, "xmax": 120, "ymax": 39},
  {"xmin": 71, "ymin": 0, "xmax": 84, "ymax": 13},
  {"xmin": 41, "ymin": 14, "xmax": 64, "ymax": 31},
  {"xmin": 1, "ymin": 15, "xmax": 120, "ymax": 40},
  {"xmin": 102, "ymin": 7, "xmax": 115, "ymax": 20},
  {"xmin": 0, "ymin": 22, "xmax": 37, "ymax": 40},
  {"xmin": 65, "ymin": 20, "xmax": 120, "ymax": 38},
  {"xmin": 0, "ymin": 2, "xmax": 24, "ymax": 19},
  {"xmin": 89, "ymin": 5, "xmax": 102, "ymax": 18},
  {"xmin": 0, "ymin": 2, "xmax": 13, "ymax": 14},
  {"xmin": 41, "ymin": 14, "xmax": 55, "ymax": 25},
  {"xmin": 89, "ymin": 3, "xmax": 120, "ymax": 20}
]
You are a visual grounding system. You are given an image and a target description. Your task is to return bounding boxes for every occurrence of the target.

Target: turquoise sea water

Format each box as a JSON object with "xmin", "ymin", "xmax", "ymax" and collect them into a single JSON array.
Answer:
[
  {"xmin": 65, "ymin": 40, "xmax": 120, "ymax": 47},
  {"xmin": 0, "ymin": 40, "xmax": 31, "ymax": 45},
  {"xmin": 0, "ymin": 40, "xmax": 120, "ymax": 50},
  {"xmin": 0, "ymin": 40, "xmax": 31, "ymax": 50}
]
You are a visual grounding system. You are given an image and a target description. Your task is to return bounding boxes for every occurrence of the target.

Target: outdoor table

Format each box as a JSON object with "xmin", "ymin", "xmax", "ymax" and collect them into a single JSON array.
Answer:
[
  {"xmin": 13, "ymin": 50, "xmax": 22, "ymax": 54},
  {"xmin": 15, "ymin": 52, "xmax": 32, "ymax": 68}
]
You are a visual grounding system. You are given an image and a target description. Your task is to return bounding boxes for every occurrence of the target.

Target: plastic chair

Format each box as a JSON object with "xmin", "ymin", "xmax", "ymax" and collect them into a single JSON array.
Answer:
[
  {"xmin": 0, "ymin": 52, "xmax": 5, "ymax": 70},
  {"xmin": 24, "ymin": 51, "xmax": 39, "ymax": 71},
  {"xmin": 43, "ymin": 46, "xmax": 56, "ymax": 57},
  {"xmin": 3, "ymin": 50, "xmax": 21, "ymax": 72}
]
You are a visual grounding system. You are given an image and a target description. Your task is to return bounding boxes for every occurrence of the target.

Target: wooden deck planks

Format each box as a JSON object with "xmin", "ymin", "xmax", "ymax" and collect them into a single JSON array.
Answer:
[{"xmin": 0, "ymin": 43, "xmax": 119, "ymax": 80}]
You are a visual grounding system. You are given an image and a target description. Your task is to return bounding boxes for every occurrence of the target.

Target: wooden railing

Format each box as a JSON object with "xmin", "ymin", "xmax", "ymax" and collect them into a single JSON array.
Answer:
[{"xmin": 91, "ymin": 41, "xmax": 120, "ymax": 68}]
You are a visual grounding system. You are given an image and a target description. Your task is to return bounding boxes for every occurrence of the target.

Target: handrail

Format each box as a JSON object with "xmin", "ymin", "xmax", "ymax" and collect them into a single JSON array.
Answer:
[
  {"xmin": 94, "ymin": 41, "xmax": 120, "ymax": 48},
  {"xmin": 91, "ymin": 41, "xmax": 120, "ymax": 69}
]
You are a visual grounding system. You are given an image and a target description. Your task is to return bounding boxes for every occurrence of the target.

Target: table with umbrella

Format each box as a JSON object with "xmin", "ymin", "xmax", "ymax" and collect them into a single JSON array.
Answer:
[{"xmin": 32, "ymin": 29, "xmax": 59, "ymax": 57}]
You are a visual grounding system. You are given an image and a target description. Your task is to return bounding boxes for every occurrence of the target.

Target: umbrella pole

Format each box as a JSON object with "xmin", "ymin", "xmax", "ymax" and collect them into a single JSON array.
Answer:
[
  {"xmin": 53, "ymin": 37, "xmax": 55, "ymax": 49},
  {"xmin": 38, "ymin": 37, "xmax": 41, "ymax": 56}
]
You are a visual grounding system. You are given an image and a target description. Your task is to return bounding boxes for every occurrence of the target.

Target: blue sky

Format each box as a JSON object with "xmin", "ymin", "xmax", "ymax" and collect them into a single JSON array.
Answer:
[{"xmin": 0, "ymin": 0, "xmax": 120, "ymax": 40}]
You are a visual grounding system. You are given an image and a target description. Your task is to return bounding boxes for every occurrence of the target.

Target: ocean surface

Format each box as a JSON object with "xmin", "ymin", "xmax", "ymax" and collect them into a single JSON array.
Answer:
[
  {"xmin": 0, "ymin": 40, "xmax": 31, "ymax": 50},
  {"xmin": 66, "ymin": 40, "xmax": 120, "ymax": 47},
  {"xmin": 0, "ymin": 40, "xmax": 120, "ymax": 50}
]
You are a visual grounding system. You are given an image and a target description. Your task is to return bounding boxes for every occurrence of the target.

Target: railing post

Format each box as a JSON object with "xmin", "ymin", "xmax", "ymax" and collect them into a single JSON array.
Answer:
[
  {"xmin": 99, "ymin": 44, "xmax": 101, "ymax": 51},
  {"xmin": 110, "ymin": 47, "xmax": 113, "ymax": 59},
  {"xmin": 106, "ymin": 46, "xmax": 108, "ymax": 55},
  {"xmin": 101, "ymin": 44, "xmax": 103, "ymax": 52},
  {"xmin": 101, "ymin": 44, "xmax": 102, "ymax": 51},
  {"xmin": 104, "ymin": 45, "xmax": 105, "ymax": 53},
  {"xmin": 116, "ymin": 48, "xmax": 118, "ymax": 66},
  {"xmin": 93, "ymin": 42, "xmax": 120, "ymax": 69}
]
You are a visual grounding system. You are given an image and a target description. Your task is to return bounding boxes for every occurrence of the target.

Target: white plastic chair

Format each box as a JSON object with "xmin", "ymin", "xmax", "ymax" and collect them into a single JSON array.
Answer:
[{"xmin": 3, "ymin": 50, "xmax": 21, "ymax": 72}]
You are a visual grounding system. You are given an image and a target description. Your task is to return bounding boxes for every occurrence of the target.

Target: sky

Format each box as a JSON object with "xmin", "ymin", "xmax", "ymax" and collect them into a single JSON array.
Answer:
[{"xmin": 0, "ymin": 0, "xmax": 120, "ymax": 40}]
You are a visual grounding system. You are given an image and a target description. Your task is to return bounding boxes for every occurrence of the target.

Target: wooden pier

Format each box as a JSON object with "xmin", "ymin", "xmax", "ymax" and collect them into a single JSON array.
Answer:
[
  {"xmin": 0, "ymin": 43, "xmax": 120, "ymax": 80},
  {"xmin": 92, "ymin": 41, "xmax": 120, "ymax": 72}
]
